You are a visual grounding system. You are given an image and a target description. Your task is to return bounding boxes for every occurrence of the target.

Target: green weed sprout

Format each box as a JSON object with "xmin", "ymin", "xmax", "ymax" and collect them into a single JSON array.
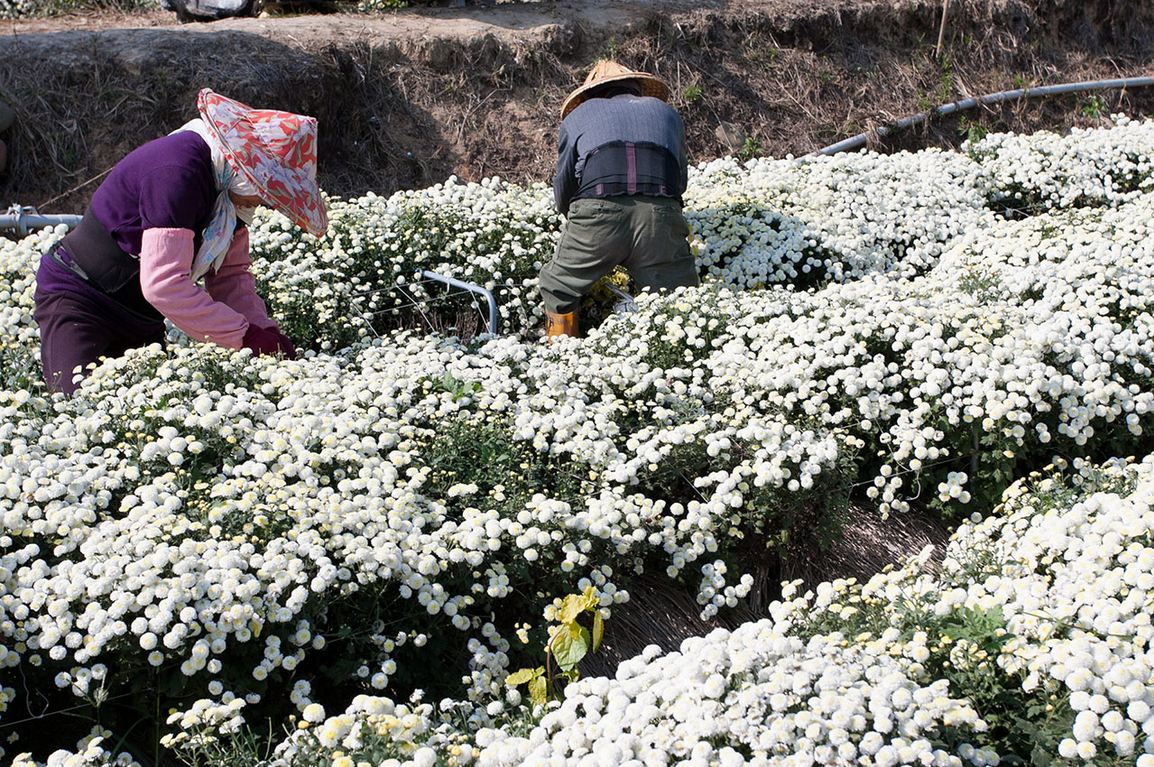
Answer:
[{"xmin": 505, "ymin": 587, "xmax": 605, "ymax": 707}]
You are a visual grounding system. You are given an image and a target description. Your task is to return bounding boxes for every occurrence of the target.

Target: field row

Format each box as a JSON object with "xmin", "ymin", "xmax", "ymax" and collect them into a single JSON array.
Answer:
[{"xmin": 0, "ymin": 120, "xmax": 1152, "ymax": 764}]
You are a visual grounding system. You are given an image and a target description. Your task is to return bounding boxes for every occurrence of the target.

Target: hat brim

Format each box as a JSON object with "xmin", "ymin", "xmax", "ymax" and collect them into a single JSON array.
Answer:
[
  {"xmin": 226, "ymin": 145, "xmax": 327, "ymax": 237},
  {"xmin": 560, "ymin": 71, "xmax": 670, "ymax": 119},
  {"xmin": 198, "ymin": 91, "xmax": 328, "ymax": 237}
]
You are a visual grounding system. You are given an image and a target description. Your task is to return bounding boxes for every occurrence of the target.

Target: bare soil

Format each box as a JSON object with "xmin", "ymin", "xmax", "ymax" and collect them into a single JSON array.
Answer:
[{"xmin": 1, "ymin": 0, "xmax": 1153, "ymax": 213}]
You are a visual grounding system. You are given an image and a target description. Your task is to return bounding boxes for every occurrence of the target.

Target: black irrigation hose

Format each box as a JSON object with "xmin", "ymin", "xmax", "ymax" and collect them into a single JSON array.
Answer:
[{"xmin": 815, "ymin": 76, "xmax": 1154, "ymax": 156}]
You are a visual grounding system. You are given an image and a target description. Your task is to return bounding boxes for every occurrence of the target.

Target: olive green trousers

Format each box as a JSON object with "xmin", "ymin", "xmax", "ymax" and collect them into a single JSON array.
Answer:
[{"xmin": 538, "ymin": 195, "xmax": 700, "ymax": 315}]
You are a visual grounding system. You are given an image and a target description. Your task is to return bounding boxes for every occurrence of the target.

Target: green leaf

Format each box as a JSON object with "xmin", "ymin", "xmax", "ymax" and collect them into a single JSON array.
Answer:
[
  {"xmin": 528, "ymin": 675, "xmax": 549, "ymax": 706},
  {"xmin": 505, "ymin": 667, "xmax": 542, "ymax": 687},
  {"xmin": 559, "ymin": 587, "xmax": 601, "ymax": 624},
  {"xmin": 592, "ymin": 611, "xmax": 604, "ymax": 652},
  {"xmin": 551, "ymin": 623, "xmax": 590, "ymax": 672},
  {"xmin": 558, "ymin": 594, "xmax": 585, "ymax": 625},
  {"xmin": 1014, "ymin": 716, "xmax": 1040, "ymax": 737}
]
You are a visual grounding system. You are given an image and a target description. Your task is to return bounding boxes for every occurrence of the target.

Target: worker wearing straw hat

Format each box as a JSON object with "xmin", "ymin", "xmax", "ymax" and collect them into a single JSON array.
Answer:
[
  {"xmin": 33, "ymin": 88, "xmax": 327, "ymax": 394},
  {"xmin": 539, "ymin": 60, "xmax": 699, "ymax": 337}
]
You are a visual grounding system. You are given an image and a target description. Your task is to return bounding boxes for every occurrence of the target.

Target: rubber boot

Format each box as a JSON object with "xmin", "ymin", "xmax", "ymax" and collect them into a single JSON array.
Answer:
[{"xmin": 545, "ymin": 310, "xmax": 579, "ymax": 338}]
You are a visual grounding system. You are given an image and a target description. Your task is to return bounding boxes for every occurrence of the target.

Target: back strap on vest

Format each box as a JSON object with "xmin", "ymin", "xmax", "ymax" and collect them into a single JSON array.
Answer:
[
  {"xmin": 577, "ymin": 141, "xmax": 683, "ymax": 202},
  {"xmin": 60, "ymin": 209, "xmax": 141, "ymax": 294}
]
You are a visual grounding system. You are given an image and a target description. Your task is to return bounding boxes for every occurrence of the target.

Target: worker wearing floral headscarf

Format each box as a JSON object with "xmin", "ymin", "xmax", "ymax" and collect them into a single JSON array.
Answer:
[
  {"xmin": 33, "ymin": 88, "xmax": 327, "ymax": 394},
  {"xmin": 539, "ymin": 61, "xmax": 699, "ymax": 337}
]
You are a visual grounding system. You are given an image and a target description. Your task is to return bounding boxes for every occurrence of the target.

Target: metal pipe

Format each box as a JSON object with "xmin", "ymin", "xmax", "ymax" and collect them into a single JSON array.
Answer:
[
  {"xmin": 0, "ymin": 206, "xmax": 82, "ymax": 237},
  {"xmin": 815, "ymin": 76, "xmax": 1154, "ymax": 156},
  {"xmin": 605, "ymin": 283, "xmax": 637, "ymax": 312},
  {"xmin": 420, "ymin": 269, "xmax": 500, "ymax": 336}
]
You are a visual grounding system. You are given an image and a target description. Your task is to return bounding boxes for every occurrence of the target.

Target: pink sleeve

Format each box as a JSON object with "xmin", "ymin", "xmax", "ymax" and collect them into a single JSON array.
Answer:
[
  {"xmin": 138, "ymin": 228, "xmax": 250, "ymax": 349},
  {"xmin": 204, "ymin": 228, "xmax": 277, "ymax": 331}
]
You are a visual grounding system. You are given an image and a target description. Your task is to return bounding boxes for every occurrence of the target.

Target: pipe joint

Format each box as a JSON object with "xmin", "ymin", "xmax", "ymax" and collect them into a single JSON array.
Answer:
[{"xmin": 0, "ymin": 205, "xmax": 83, "ymax": 237}]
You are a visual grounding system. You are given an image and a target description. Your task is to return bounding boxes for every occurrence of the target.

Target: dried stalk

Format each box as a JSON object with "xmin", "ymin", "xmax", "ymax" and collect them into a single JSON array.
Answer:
[{"xmin": 935, "ymin": 0, "xmax": 952, "ymax": 61}]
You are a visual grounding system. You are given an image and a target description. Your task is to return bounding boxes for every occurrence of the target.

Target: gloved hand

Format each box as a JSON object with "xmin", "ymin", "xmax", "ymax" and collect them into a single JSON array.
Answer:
[{"xmin": 242, "ymin": 325, "xmax": 296, "ymax": 358}]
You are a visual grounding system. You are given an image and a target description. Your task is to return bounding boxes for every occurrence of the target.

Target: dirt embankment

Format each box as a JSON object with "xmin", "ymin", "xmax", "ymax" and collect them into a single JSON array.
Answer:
[{"xmin": 1, "ymin": 0, "xmax": 1153, "ymax": 213}]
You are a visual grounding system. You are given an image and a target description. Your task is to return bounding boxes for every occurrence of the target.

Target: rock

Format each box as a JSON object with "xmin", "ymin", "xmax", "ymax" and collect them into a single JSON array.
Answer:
[
  {"xmin": 0, "ymin": 100, "xmax": 14, "ymax": 133},
  {"xmin": 714, "ymin": 121, "xmax": 746, "ymax": 153}
]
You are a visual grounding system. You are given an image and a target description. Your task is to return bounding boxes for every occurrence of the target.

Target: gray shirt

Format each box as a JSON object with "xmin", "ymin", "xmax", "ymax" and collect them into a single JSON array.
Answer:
[{"xmin": 553, "ymin": 94, "xmax": 688, "ymax": 215}]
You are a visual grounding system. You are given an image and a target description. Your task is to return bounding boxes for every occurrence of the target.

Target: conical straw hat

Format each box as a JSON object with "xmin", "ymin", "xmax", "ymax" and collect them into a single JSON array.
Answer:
[
  {"xmin": 197, "ymin": 89, "xmax": 328, "ymax": 237},
  {"xmin": 560, "ymin": 60, "xmax": 670, "ymax": 119}
]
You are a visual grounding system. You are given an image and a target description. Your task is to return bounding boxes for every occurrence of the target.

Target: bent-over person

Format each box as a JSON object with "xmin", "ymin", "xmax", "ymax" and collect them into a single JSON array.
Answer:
[
  {"xmin": 539, "ymin": 60, "xmax": 699, "ymax": 337},
  {"xmin": 34, "ymin": 89, "xmax": 327, "ymax": 394}
]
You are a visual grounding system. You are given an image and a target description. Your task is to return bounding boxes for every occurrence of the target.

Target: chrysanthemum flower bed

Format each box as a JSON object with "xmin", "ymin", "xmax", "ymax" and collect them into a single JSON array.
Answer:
[
  {"xmin": 0, "ymin": 118, "xmax": 1152, "ymax": 765},
  {"xmin": 238, "ymin": 115, "xmax": 1154, "ymax": 350},
  {"xmin": 273, "ymin": 455, "xmax": 1153, "ymax": 767}
]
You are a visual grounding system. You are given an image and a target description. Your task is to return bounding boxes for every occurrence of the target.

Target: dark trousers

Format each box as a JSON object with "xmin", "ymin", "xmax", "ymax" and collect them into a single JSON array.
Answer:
[
  {"xmin": 33, "ymin": 287, "xmax": 165, "ymax": 395},
  {"xmin": 538, "ymin": 195, "xmax": 700, "ymax": 315}
]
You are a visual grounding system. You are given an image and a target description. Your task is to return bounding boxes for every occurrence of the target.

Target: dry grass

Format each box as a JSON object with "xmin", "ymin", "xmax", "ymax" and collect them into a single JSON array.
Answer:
[
  {"xmin": 2, "ymin": 0, "xmax": 1153, "ymax": 212},
  {"xmin": 578, "ymin": 502, "xmax": 950, "ymax": 679}
]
